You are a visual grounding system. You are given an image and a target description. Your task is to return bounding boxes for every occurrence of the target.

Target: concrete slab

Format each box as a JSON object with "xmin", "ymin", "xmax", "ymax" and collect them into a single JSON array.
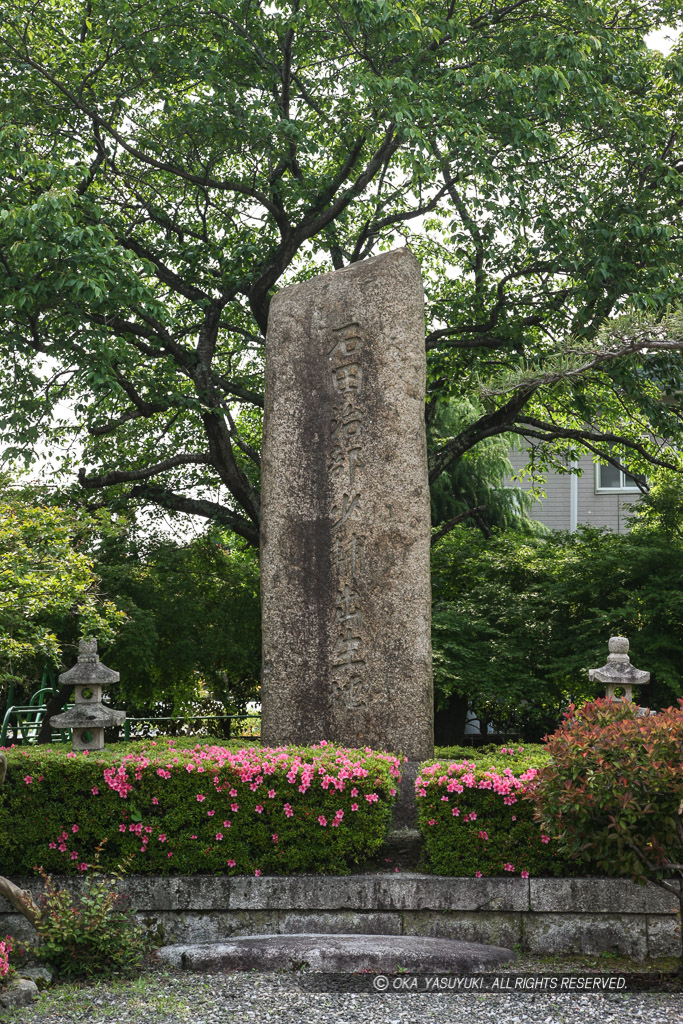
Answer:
[{"xmin": 157, "ymin": 933, "xmax": 515, "ymax": 973}]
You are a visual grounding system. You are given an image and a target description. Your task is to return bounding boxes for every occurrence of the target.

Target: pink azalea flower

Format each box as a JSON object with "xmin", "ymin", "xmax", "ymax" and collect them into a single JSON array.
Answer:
[
  {"xmin": 23, "ymin": 776, "xmax": 32, "ymax": 785},
  {"xmin": 152, "ymin": 797, "xmax": 159, "ymax": 805},
  {"xmin": 254, "ymin": 869, "xmax": 261, "ymax": 876},
  {"xmin": 227, "ymin": 859, "xmax": 236, "ymax": 867},
  {"xmin": 475, "ymin": 871, "xmax": 483, "ymax": 878},
  {"xmin": 541, "ymin": 835, "xmax": 550, "ymax": 844},
  {"xmin": 521, "ymin": 870, "xmax": 529, "ymax": 878},
  {"xmin": 207, "ymin": 809, "xmax": 215, "ymax": 816},
  {"xmin": 254, "ymin": 805, "xmax": 263, "ymax": 814},
  {"xmin": 215, "ymin": 833, "xmax": 223, "ymax": 841},
  {"xmin": 196, "ymin": 793, "xmax": 206, "ymax": 802},
  {"xmin": 71, "ymin": 825, "xmax": 79, "ymax": 833},
  {"xmin": 351, "ymin": 803, "xmax": 359, "ymax": 811},
  {"xmin": 318, "ymin": 815, "xmax": 327, "ymax": 826},
  {"xmin": 91, "ymin": 787, "xmax": 99, "ymax": 795}
]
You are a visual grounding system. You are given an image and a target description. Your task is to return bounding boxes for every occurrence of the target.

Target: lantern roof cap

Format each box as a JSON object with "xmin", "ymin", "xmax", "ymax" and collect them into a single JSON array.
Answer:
[
  {"xmin": 59, "ymin": 639, "xmax": 119, "ymax": 687},
  {"xmin": 588, "ymin": 636, "xmax": 650, "ymax": 687},
  {"xmin": 51, "ymin": 704, "xmax": 126, "ymax": 729}
]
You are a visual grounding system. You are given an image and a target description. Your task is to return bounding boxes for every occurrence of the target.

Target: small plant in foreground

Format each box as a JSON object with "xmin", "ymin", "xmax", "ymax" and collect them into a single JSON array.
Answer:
[{"xmin": 34, "ymin": 842, "xmax": 151, "ymax": 978}]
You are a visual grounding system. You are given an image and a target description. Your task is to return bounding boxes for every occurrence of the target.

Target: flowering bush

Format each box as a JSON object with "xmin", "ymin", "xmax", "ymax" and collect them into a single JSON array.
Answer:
[
  {"xmin": 415, "ymin": 750, "xmax": 582, "ymax": 877},
  {"xmin": 0, "ymin": 739, "xmax": 400, "ymax": 876},
  {"xmin": 0, "ymin": 934, "xmax": 13, "ymax": 985}
]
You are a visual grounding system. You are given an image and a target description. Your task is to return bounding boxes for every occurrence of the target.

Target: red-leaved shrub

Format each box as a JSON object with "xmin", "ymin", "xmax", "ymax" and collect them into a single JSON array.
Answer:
[{"xmin": 531, "ymin": 698, "xmax": 683, "ymax": 963}]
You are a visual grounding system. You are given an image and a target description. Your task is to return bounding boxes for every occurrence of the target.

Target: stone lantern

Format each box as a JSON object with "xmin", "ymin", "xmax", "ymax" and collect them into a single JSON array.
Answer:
[
  {"xmin": 50, "ymin": 639, "xmax": 125, "ymax": 751},
  {"xmin": 588, "ymin": 636, "xmax": 650, "ymax": 703}
]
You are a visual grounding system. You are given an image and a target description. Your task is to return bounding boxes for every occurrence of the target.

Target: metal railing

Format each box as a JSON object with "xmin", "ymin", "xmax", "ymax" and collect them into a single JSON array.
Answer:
[
  {"xmin": 121, "ymin": 713, "xmax": 261, "ymax": 741},
  {"xmin": 1, "ymin": 687, "xmax": 70, "ymax": 746},
  {"xmin": 1, "ymin": 695, "xmax": 261, "ymax": 746}
]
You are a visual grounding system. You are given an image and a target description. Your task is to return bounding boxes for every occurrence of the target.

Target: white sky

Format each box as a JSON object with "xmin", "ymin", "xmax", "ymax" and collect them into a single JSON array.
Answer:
[{"xmin": 646, "ymin": 27, "xmax": 682, "ymax": 53}]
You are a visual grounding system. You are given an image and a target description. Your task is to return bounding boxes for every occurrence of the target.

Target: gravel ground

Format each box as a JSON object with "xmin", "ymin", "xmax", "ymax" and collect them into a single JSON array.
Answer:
[{"xmin": 2, "ymin": 966, "xmax": 683, "ymax": 1024}]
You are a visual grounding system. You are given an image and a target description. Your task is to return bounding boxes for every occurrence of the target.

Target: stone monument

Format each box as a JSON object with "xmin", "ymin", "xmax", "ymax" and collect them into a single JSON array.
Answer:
[{"xmin": 260, "ymin": 248, "xmax": 433, "ymax": 760}]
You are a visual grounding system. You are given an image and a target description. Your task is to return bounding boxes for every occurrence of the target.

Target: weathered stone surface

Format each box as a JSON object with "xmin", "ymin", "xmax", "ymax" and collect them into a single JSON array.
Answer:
[
  {"xmin": 228, "ymin": 873, "xmax": 528, "ymax": 912},
  {"xmin": 381, "ymin": 827, "xmax": 423, "ymax": 869},
  {"xmin": 260, "ymin": 248, "xmax": 433, "ymax": 760},
  {"xmin": 277, "ymin": 911, "xmax": 401, "ymax": 936},
  {"xmin": 3, "ymin": 874, "xmax": 678, "ymax": 957},
  {"xmin": 392, "ymin": 761, "xmax": 420, "ymax": 828},
  {"xmin": 0, "ymin": 978, "xmax": 39, "ymax": 1009},
  {"xmin": 158, "ymin": 933, "xmax": 515, "ymax": 973},
  {"xmin": 402, "ymin": 911, "xmax": 523, "ymax": 949},
  {"xmin": 524, "ymin": 913, "xmax": 648, "ymax": 958},
  {"xmin": 645, "ymin": 915, "xmax": 682, "ymax": 957},
  {"xmin": 529, "ymin": 877, "xmax": 679, "ymax": 914},
  {"xmin": 137, "ymin": 910, "xmax": 282, "ymax": 945},
  {"xmin": 119, "ymin": 876, "xmax": 183, "ymax": 911},
  {"xmin": 0, "ymin": 912, "xmax": 35, "ymax": 943},
  {"xmin": 171, "ymin": 877, "xmax": 231, "ymax": 911}
]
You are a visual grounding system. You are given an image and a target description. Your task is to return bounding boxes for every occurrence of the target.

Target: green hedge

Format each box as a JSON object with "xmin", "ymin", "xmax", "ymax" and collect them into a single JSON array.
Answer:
[
  {"xmin": 0, "ymin": 738, "xmax": 399, "ymax": 876},
  {"xmin": 416, "ymin": 746, "xmax": 593, "ymax": 877}
]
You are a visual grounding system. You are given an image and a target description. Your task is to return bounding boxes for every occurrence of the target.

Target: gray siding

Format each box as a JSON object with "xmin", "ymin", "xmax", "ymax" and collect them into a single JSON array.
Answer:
[{"xmin": 506, "ymin": 450, "xmax": 642, "ymax": 533}]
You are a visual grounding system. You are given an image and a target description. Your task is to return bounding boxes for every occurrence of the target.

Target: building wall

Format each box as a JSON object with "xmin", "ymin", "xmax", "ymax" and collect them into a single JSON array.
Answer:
[{"xmin": 507, "ymin": 450, "xmax": 642, "ymax": 534}]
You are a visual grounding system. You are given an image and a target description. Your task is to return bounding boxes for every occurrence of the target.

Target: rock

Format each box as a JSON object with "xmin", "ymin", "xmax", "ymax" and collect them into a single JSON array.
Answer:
[
  {"xmin": 261, "ymin": 248, "xmax": 433, "ymax": 760},
  {"xmin": 17, "ymin": 964, "xmax": 53, "ymax": 988},
  {"xmin": 0, "ymin": 977, "xmax": 39, "ymax": 1009},
  {"xmin": 157, "ymin": 932, "xmax": 515, "ymax": 973}
]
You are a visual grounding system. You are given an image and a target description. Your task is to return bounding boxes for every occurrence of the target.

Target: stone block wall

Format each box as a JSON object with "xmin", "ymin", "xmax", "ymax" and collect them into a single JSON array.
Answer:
[{"xmin": 1, "ymin": 874, "xmax": 679, "ymax": 957}]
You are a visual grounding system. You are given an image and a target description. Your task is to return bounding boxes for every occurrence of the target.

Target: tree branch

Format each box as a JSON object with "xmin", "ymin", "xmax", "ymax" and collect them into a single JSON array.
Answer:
[
  {"xmin": 78, "ymin": 454, "xmax": 212, "ymax": 488},
  {"xmin": 428, "ymin": 385, "xmax": 537, "ymax": 484},
  {"xmin": 128, "ymin": 483, "xmax": 260, "ymax": 546},
  {"xmin": 431, "ymin": 505, "xmax": 489, "ymax": 546}
]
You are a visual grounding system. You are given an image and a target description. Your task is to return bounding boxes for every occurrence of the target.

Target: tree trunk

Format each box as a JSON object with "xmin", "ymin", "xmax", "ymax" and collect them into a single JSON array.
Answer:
[
  {"xmin": 0, "ymin": 878, "xmax": 40, "ymax": 929},
  {"xmin": 36, "ymin": 686, "xmax": 72, "ymax": 745}
]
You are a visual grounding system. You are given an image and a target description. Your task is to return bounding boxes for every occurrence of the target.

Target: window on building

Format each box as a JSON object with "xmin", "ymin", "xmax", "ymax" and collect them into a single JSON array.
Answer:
[{"xmin": 595, "ymin": 457, "xmax": 645, "ymax": 492}]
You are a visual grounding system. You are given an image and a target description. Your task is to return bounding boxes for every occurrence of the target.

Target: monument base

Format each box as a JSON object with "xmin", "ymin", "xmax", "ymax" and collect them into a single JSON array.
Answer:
[{"xmin": 391, "ymin": 760, "xmax": 420, "ymax": 828}]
